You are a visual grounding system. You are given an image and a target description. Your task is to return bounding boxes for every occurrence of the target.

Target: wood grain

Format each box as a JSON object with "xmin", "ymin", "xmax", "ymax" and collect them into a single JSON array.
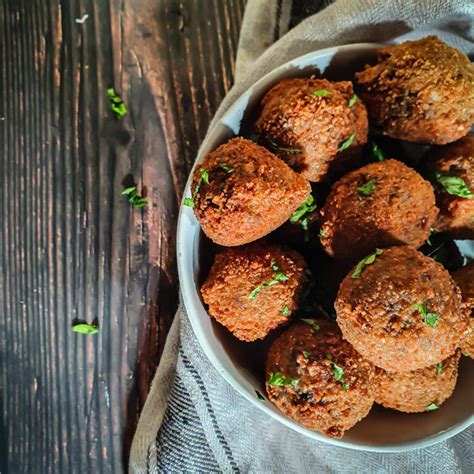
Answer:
[{"xmin": 0, "ymin": 0, "xmax": 245, "ymax": 471}]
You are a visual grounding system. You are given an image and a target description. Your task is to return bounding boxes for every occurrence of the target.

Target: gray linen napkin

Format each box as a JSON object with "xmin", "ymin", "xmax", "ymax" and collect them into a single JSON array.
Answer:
[{"xmin": 130, "ymin": 1, "xmax": 474, "ymax": 472}]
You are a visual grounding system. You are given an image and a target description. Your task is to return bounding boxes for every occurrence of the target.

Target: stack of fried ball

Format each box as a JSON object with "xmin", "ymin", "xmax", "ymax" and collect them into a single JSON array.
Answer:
[{"xmin": 186, "ymin": 37, "xmax": 474, "ymax": 439}]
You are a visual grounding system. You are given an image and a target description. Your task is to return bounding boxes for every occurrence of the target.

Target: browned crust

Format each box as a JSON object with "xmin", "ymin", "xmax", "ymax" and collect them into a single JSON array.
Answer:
[
  {"xmin": 201, "ymin": 242, "xmax": 307, "ymax": 341},
  {"xmin": 191, "ymin": 137, "xmax": 311, "ymax": 246},
  {"xmin": 335, "ymin": 246, "xmax": 469, "ymax": 372},
  {"xmin": 355, "ymin": 36, "xmax": 474, "ymax": 144}
]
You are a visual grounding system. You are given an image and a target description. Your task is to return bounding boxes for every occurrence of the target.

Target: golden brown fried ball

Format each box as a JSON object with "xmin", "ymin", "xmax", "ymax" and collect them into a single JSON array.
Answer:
[
  {"xmin": 265, "ymin": 319, "xmax": 375, "ymax": 438},
  {"xmin": 425, "ymin": 133, "xmax": 474, "ymax": 239},
  {"xmin": 255, "ymin": 78, "xmax": 368, "ymax": 182},
  {"xmin": 335, "ymin": 246, "xmax": 469, "ymax": 372},
  {"xmin": 453, "ymin": 262, "xmax": 474, "ymax": 358},
  {"xmin": 355, "ymin": 36, "xmax": 474, "ymax": 144},
  {"xmin": 190, "ymin": 137, "xmax": 310, "ymax": 246},
  {"xmin": 201, "ymin": 242, "xmax": 307, "ymax": 341},
  {"xmin": 375, "ymin": 351, "xmax": 460, "ymax": 413},
  {"xmin": 319, "ymin": 159, "xmax": 438, "ymax": 260}
]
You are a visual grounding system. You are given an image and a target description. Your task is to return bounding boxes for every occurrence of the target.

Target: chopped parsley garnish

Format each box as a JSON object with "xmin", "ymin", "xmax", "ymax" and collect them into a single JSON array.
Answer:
[
  {"xmin": 218, "ymin": 163, "xmax": 234, "ymax": 173},
  {"xmin": 290, "ymin": 195, "xmax": 317, "ymax": 231},
  {"xmin": 107, "ymin": 87, "xmax": 127, "ymax": 118},
  {"xmin": 268, "ymin": 372, "xmax": 298, "ymax": 388},
  {"xmin": 309, "ymin": 89, "xmax": 331, "ymax": 97},
  {"xmin": 348, "ymin": 94, "xmax": 359, "ymax": 107},
  {"xmin": 282, "ymin": 305, "xmax": 290, "ymax": 316},
  {"xmin": 351, "ymin": 248, "xmax": 383, "ymax": 279},
  {"xmin": 357, "ymin": 179, "xmax": 376, "ymax": 197},
  {"xmin": 434, "ymin": 173, "xmax": 472, "ymax": 198},
  {"xmin": 426, "ymin": 403, "xmax": 439, "ymax": 411},
  {"xmin": 300, "ymin": 318, "xmax": 320, "ymax": 332},
  {"xmin": 269, "ymin": 139, "xmax": 302, "ymax": 154},
  {"xmin": 371, "ymin": 142, "xmax": 384, "ymax": 161},
  {"xmin": 72, "ymin": 322, "xmax": 99, "ymax": 334},
  {"xmin": 256, "ymin": 390, "xmax": 265, "ymax": 401},
  {"xmin": 184, "ymin": 168, "xmax": 209, "ymax": 207},
  {"xmin": 248, "ymin": 260, "xmax": 288, "ymax": 301},
  {"xmin": 413, "ymin": 303, "xmax": 440, "ymax": 327},
  {"xmin": 326, "ymin": 355, "xmax": 349, "ymax": 390},
  {"xmin": 436, "ymin": 362, "xmax": 443, "ymax": 375},
  {"xmin": 302, "ymin": 351, "xmax": 312, "ymax": 358},
  {"xmin": 337, "ymin": 132, "xmax": 356, "ymax": 152},
  {"xmin": 319, "ymin": 229, "xmax": 325, "ymax": 238},
  {"xmin": 426, "ymin": 228, "xmax": 437, "ymax": 247},
  {"xmin": 121, "ymin": 186, "xmax": 149, "ymax": 208}
]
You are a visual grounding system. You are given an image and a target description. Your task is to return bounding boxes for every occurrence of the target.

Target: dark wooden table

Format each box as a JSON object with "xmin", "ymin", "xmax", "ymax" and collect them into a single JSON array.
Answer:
[{"xmin": 0, "ymin": 1, "xmax": 245, "ymax": 472}]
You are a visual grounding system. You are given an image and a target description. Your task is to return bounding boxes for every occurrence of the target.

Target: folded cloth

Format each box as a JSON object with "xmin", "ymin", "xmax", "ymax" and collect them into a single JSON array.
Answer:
[{"xmin": 130, "ymin": 1, "xmax": 474, "ymax": 472}]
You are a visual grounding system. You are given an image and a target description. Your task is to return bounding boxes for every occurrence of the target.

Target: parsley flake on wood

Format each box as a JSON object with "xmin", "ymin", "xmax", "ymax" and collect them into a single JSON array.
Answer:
[
  {"xmin": 357, "ymin": 179, "xmax": 376, "ymax": 196},
  {"xmin": 122, "ymin": 186, "xmax": 149, "ymax": 208},
  {"xmin": 436, "ymin": 362, "xmax": 443, "ymax": 375},
  {"xmin": 184, "ymin": 168, "xmax": 209, "ymax": 207},
  {"xmin": 300, "ymin": 318, "xmax": 320, "ymax": 332},
  {"xmin": 248, "ymin": 260, "xmax": 289, "ymax": 301},
  {"xmin": 434, "ymin": 173, "xmax": 472, "ymax": 198},
  {"xmin": 426, "ymin": 403, "xmax": 439, "ymax": 411},
  {"xmin": 413, "ymin": 303, "xmax": 440, "ymax": 327},
  {"xmin": 337, "ymin": 132, "xmax": 356, "ymax": 152},
  {"xmin": 72, "ymin": 322, "xmax": 99, "ymax": 334},
  {"xmin": 107, "ymin": 87, "xmax": 127, "ymax": 118},
  {"xmin": 351, "ymin": 248, "xmax": 383, "ymax": 279},
  {"xmin": 309, "ymin": 89, "xmax": 331, "ymax": 97},
  {"xmin": 268, "ymin": 372, "xmax": 298, "ymax": 388},
  {"xmin": 269, "ymin": 139, "xmax": 302, "ymax": 154},
  {"xmin": 348, "ymin": 94, "xmax": 359, "ymax": 107},
  {"xmin": 371, "ymin": 142, "xmax": 384, "ymax": 161}
]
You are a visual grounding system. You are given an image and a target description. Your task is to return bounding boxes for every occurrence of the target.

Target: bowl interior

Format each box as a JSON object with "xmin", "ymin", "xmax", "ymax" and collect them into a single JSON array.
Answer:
[{"xmin": 177, "ymin": 43, "xmax": 474, "ymax": 451}]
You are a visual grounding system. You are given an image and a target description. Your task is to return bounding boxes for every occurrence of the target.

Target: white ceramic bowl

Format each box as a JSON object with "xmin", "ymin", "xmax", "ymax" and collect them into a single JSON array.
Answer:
[{"xmin": 177, "ymin": 43, "xmax": 474, "ymax": 451}]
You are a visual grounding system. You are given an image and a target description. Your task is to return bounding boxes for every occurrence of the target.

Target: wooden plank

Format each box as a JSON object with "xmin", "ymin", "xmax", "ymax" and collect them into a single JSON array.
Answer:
[{"xmin": 0, "ymin": 0, "xmax": 245, "ymax": 471}]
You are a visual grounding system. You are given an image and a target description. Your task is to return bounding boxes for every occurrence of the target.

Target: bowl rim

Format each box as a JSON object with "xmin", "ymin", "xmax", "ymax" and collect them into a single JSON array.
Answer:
[{"xmin": 176, "ymin": 42, "xmax": 474, "ymax": 452}]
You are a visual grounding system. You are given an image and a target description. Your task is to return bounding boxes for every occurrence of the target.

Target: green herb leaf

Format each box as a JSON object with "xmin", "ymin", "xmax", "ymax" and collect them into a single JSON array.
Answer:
[
  {"xmin": 256, "ymin": 390, "xmax": 265, "ymax": 401},
  {"xmin": 436, "ymin": 362, "xmax": 443, "ymax": 375},
  {"xmin": 372, "ymin": 142, "xmax": 384, "ymax": 161},
  {"xmin": 326, "ymin": 355, "xmax": 349, "ymax": 389},
  {"xmin": 72, "ymin": 323, "xmax": 99, "ymax": 334},
  {"xmin": 426, "ymin": 227, "xmax": 437, "ymax": 247},
  {"xmin": 300, "ymin": 318, "xmax": 320, "ymax": 332},
  {"xmin": 218, "ymin": 163, "xmax": 234, "ymax": 173},
  {"xmin": 348, "ymin": 94, "xmax": 359, "ymax": 107},
  {"xmin": 302, "ymin": 351, "xmax": 312, "ymax": 358},
  {"xmin": 107, "ymin": 87, "xmax": 127, "ymax": 118},
  {"xmin": 184, "ymin": 168, "xmax": 209, "ymax": 207},
  {"xmin": 282, "ymin": 305, "xmax": 290, "ymax": 316},
  {"xmin": 121, "ymin": 185, "xmax": 149, "ymax": 208},
  {"xmin": 309, "ymin": 89, "xmax": 331, "ymax": 97},
  {"xmin": 319, "ymin": 229, "xmax": 325, "ymax": 238},
  {"xmin": 426, "ymin": 403, "xmax": 439, "ymax": 411},
  {"xmin": 351, "ymin": 248, "xmax": 384, "ymax": 279},
  {"xmin": 268, "ymin": 139, "xmax": 302, "ymax": 154},
  {"xmin": 268, "ymin": 372, "xmax": 298, "ymax": 388},
  {"xmin": 412, "ymin": 303, "xmax": 440, "ymax": 327},
  {"xmin": 337, "ymin": 132, "xmax": 356, "ymax": 153},
  {"xmin": 248, "ymin": 260, "xmax": 289, "ymax": 301},
  {"xmin": 434, "ymin": 173, "xmax": 472, "ymax": 198},
  {"xmin": 357, "ymin": 179, "xmax": 376, "ymax": 197},
  {"xmin": 290, "ymin": 195, "xmax": 317, "ymax": 225}
]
